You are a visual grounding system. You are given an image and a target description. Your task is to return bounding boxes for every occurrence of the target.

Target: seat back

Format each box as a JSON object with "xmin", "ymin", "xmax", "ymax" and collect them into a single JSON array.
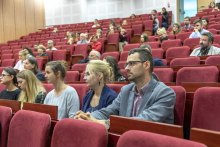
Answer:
[
  {"xmin": 1, "ymin": 59, "xmax": 15, "ymax": 67},
  {"xmin": 53, "ymin": 50, "xmax": 66, "ymax": 61},
  {"xmin": 153, "ymin": 68, "xmax": 173, "ymax": 82},
  {"xmin": 65, "ymin": 71, "xmax": 79, "ymax": 82},
  {"xmin": 51, "ymin": 119, "xmax": 107, "ymax": 147},
  {"xmin": 205, "ymin": 55, "xmax": 220, "ymax": 66},
  {"xmin": 183, "ymin": 38, "xmax": 200, "ymax": 50},
  {"xmin": 1, "ymin": 54, "xmax": 13, "ymax": 60},
  {"xmin": 176, "ymin": 32, "xmax": 192, "ymax": 43},
  {"xmin": 120, "ymin": 51, "xmax": 129, "ymax": 61},
  {"xmin": 107, "ymin": 33, "xmax": 119, "ymax": 49},
  {"xmin": 151, "ymin": 49, "xmax": 164, "ymax": 59},
  {"xmin": 170, "ymin": 57, "xmax": 200, "ymax": 68},
  {"xmin": 166, "ymin": 46, "xmax": 190, "ymax": 60},
  {"xmin": 36, "ymin": 57, "xmax": 44, "ymax": 71},
  {"xmin": 42, "ymin": 84, "xmax": 54, "ymax": 94},
  {"xmin": 161, "ymin": 39, "xmax": 182, "ymax": 51},
  {"xmin": 7, "ymin": 110, "xmax": 51, "ymax": 147},
  {"xmin": 71, "ymin": 63, "xmax": 88, "ymax": 71},
  {"xmin": 143, "ymin": 42, "xmax": 159, "ymax": 48},
  {"xmin": 123, "ymin": 44, "xmax": 140, "ymax": 52},
  {"xmin": 101, "ymin": 52, "xmax": 119, "ymax": 61},
  {"xmin": 106, "ymin": 84, "xmax": 126, "ymax": 94},
  {"xmin": 75, "ymin": 44, "xmax": 88, "ymax": 59}
]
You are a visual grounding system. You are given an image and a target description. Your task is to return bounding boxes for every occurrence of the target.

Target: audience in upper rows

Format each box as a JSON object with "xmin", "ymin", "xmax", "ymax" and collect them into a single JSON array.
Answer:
[
  {"xmin": 17, "ymin": 70, "xmax": 46, "ymax": 104},
  {"xmin": 182, "ymin": 17, "xmax": 194, "ymax": 30},
  {"xmin": 151, "ymin": 14, "xmax": 159, "ymax": 35},
  {"xmin": 0, "ymin": 67, "xmax": 21, "ymax": 100},
  {"xmin": 36, "ymin": 45, "xmax": 50, "ymax": 61},
  {"xmin": 189, "ymin": 19, "xmax": 209, "ymax": 38},
  {"xmin": 170, "ymin": 23, "xmax": 182, "ymax": 36},
  {"xmin": 67, "ymin": 32, "xmax": 77, "ymax": 45},
  {"xmin": 81, "ymin": 60, "xmax": 118, "ymax": 113},
  {"xmin": 23, "ymin": 46, "xmax": 34, "ymax": 58},
  {"xmin": 160, "ymin": 7, "xmax": 169, "ymax": 29},
  {"xmin": 44, "ymin": 61, "xmax": 79, "ymax": 120},
  {"xmin": 77, "ymin": 33, "xmax": 88, "ymax": 44},
  {"xmin": 78, "ymin": 50, "xmax": 101, "ymax": 64},
  {"xmin": 92, "ymin": 19, "xmax": 100, "ymax": 28},
  {"xmin": 157, "ymin": 27, "xmax": 169, "ymax": 43},
  {"xmin": 119, "ymin": 29, "xmax": 128, "ymax": 52},
  {"xmin": 51, "ymin": 27, "xmax": 58, "ymax": 34},
  {"xmin": 190, "ymin": 32, "xmax": 220, "ymax": 56},
  {"xmin": 140, "ymin": 33, "xmax": 149, "ymax": 44},
  {"xmin": 131, "ymin": 14, "xmax": 136, "ymax": 19},
  {"xmin": 103, "ymin": 56, "xmax": 126, "ymax": 82},
  {"xmin": 46, "ymin": 40, "xmax": 57, "ymax": 51},
  {"xmin": 202, "ymin": 18, "xmax": 209, "ymax": 29},
  {"xmin": 209, "ymin": 2, "xmax": 215, "ymax": 8},
  {"xmin": 14, "ymin": 50, "xmax": 26, "ymax": 71}
]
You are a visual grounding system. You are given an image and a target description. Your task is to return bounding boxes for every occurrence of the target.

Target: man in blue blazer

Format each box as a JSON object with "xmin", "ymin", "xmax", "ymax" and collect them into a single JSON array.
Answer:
[{"xmin": 75, "ymin": 48, "xmax": 176, "ymax": 127}]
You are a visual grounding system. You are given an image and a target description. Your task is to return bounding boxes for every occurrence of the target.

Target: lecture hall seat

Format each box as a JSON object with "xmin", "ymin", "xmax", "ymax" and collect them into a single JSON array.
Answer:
[{"xmin": 170, "ymin": 57, "xmax": 200, "ymax": 68}]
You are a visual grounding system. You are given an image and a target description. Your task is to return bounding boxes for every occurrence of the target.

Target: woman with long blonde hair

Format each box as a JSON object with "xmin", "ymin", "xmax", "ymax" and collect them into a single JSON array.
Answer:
[
  {"xmin": 170, "ymin": 23, "xmax": 182, "ymax": 36},
  {"xmin": 17, "ymin": 70, "xmax": 46, "ymax": 104}
]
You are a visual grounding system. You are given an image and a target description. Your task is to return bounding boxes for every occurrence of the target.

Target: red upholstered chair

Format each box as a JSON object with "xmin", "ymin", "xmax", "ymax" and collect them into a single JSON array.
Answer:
[
  {"xmin": 213, "ymin": 35, "xmax": 220, "ymax": 44},
  {"xmin": 51, "ymin": 119, "xmax": 107, "ymax": 147},
  {"xmin": 107, "ymin": 33, "xmax": 119, "ymax": 50},
  {"xmin": 210, "ymin": 17, "xmax": 220, "ymax": 23},
  {"xmin": 72, "ymin": 63, "xmax": 88, "ymax": 71},
  {"xmin": 207, "ymin": 29, "xmax": 217, "ymax": 34},
  {"xmin": 101, "ymin": 52, "xmax": 120, "ymax": 61},
  {"xmin": 2, "ymin": 50, "xmax": 12, "ymax": 54},
  {"xmin": 29, "ymin": 41, "xmax": 39, "ymax": 46},
  {"xmin": 65, "ymin": 71, "xmax": 79, "ymax": 82},
  {"xmin": 7, "ymin": 110, "xmax": 51, "ymax": 147},
  {"xmin": 13, "ymin": 53, "xmax": 19, "ymax": 61},
  {"xmin": 176, "ymin": 32, "xmax": 192, "ymax": 43},
  {"xmin": 208, "ymin": 24, "xmax": 220, "ymax": 34},
  {"xmin": 46, "ymin": 51, "xmax": 53, "ymax": 61},
  {"xmin": 176, "ymin": 66, "xmax": 219, "ymax": 86},
  {"xmin": 202, "ymin": 8, "xmax": 213, "ymax": 13},
  {"xmin": 201, "ymin": 15, "xmax": 215, "ymax": 21},
  {"xmin": 0, "ymin": 106, "xmax": 12, "ymax": 147},
  {"xmin": 167, "ymin": 34, "xmax": 175, "ymax": 39},
  {"xmin": 205, "ymin": 55, "xmax": 220, "ymax": 66},
  {"xmin": 161, "ymin": 39, "xmax": 182, "ymax": 51},
  {"xmin": 56, "ymin": 42, "xmax": 67, "ymax": 46},
  {"xmin": 74, "ymin": 43, "xmax": 88, "ymax": 59},
  {"xmin": 107, "ymin": 84, "xmax": 126, "ymax": 94},
  {"xmin": 151, "ymin": 49, "xmax": 164, "ymax": 59},
  {"xmin": 191, "ymin": 87, "xmax": 220, "ymax": 131},
  {"xmin": 190, "ymin": 17, "xmax": 200, "ymax": 24},
  {"xmin": 123, "ymin": 44, "xmax": 140, "ymax": 52},
  {"xmin": 143, "ymin": 20, "xmax": 153, "ymax": 32},
  {"xmin": 1, "ymin": 46, "xmax": 11, "ymax": 51},
  {"xmin": 116, "ymin": 130, "xmax": 206, "ymax": 147},
  {"xmin": 170, "ymin": 57, "xmax": 200, "ymax": 68},
  {"xmin": 183, "ymin": 38, "xmax": 200, "ymax": 50},
  {"xmin": 161, "ymin": 59, "xmax": 167, "ymax": 65},
  {"xmin": 120, "ymin": 51, "xmax": 129, "ymax": 61},
  {"xmin": 166, "ymin": 46, "xmax": 190, "ymax": 60},
  {"xmin": 42, "ymin": 84, "xmax": 54, "ymax": 94},
  {"xmin": 148, "ymin": 36, "xmax": 156, "ymax": 42},
  {"xmin": 1, "ymin": 59, "xmax": 15, "ymax": 67},
  {"xmin": 153, "ymin": 68, "xmax": 173, "ymax": 82},
  {"xmin": 132, "ymin": 24, "xmax": 143, "ymax": 35},
  {"xmin": 1, "ymin": 54, "xmax": 13, "ymax": 60},
  {"xmin": 196, "ymin": 12, "xmax": 207, "ymax": 18},
  {"xmin": 143, "ymin": 42, "xmax": 159, "ymax": 48},
  {"xmin": 53, "ymin": 50, "xmax": 66, "ymax": 61},
  {"xmin": 118, "ymin": 61, "xmax": 126, "ymax": 69},
  {"xmin": 36, "ymin": 57, "xmax": 44, "ymax": 71},
  {"xmin": 97, "ymin": 38, "xmax": 105, "ymax": 54},
  {"xmin": 13, "ymin": 49, "xmax": 22, "ymax": 54}
]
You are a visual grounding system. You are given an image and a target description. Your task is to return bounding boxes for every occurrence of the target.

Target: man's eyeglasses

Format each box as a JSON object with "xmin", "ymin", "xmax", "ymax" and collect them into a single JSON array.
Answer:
[
  {"xmin": 0, "ymin": 74, "xmax": 10, "ymax": 78},
  {"xmin": 124, "ymin": 61, "xmax": 146, "ymax": 68}
]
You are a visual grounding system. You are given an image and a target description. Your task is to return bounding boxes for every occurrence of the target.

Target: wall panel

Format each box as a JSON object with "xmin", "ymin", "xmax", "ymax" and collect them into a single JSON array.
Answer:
[
  {"xmin": 34, "ymin": 0, "xmax": 45, "ymax": 31},
  {"xmin": 25, "ymin": 0, "xmax": 36, "ymax": 35},
  {"xmin": 14, "ymin": 0, "xmax": 26, "ymax": 39},
  {"xmin": 0, "ymin": 0, "xmax": 4, "ymax": 43}
]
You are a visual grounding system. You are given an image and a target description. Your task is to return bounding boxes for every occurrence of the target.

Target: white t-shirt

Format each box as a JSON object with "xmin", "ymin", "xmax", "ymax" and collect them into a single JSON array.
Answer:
[
  {"xmin": 46, "ymin": 47, "xmax": 57, "ymax": 51},
  {"xmin": 14, "ymin": 60, "xmax": 24, "ymax": 70}
]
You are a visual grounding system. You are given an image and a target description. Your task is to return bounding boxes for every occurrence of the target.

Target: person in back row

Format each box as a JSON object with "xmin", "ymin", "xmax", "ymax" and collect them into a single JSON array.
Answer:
[
  {"xmin": 189, "ymin": 19, "xmax": 209, "ymax": 38},
  {"xmin": 119, "ymin": 29, "xmax": 128, "ymax": 52},
  {"xmin": 46, "ymin": 40, "xmax": 57, "ymax": 51},
  {"xmin": 89, "ymin": 35, "xmax": 102, "ymax": 53},
  {"xmin": 157, "ymin": 27, "xmax": 169, "ymax": 43},
  {"xmin": 44, "ymin": 61, "xmax": 80, "ymax": 120},
  {"xmin": 160, "ymin": 7, "xmax": 169, "ymax": 29},
  {"xmin": 23, "ymin": 46, "xmax": 34, "ymax": 58},
  {"xmin": 182, "ymin": 16, "xmax": 194, "ymax": 30},
  {"xmin": 151, "ymin": 14, "xmax": 159, "ymax": 35},
  {"xmin": 23, "ymin": 56, "xmax": 46, "ymax": 81},
  {"xmin": 17, "ymin": 70, "xmax": 46, "ymax": 104},
  {"xmin": 78, "ymin": 50, "xmax": 101, "ymax": 64},
  {"xmin": 140, "ymin": 33, "xmax": 149, "ymax": 44},
  {"xmin": 14, "ymin": 50, "xmax": 27, "ymax": 71},
  {"xmin": 92, "ymin": 19, "xmax": 100, "ymax": 28},
  {"xmin": 0, "ymin": 67, "xmax": 21, "ymax": 100},
  {"xmin": 81, "ymin": 60, "xmax": 118, "ymax": 113},
  {"xmin": 36, "ymin": 45, "xmax": 50, "ymax": 61},
  {"xmin": 202, "ymin": 18, "xmax": 209, "ymax": 29},
  {"xmin": 140, "ymin": 44, "xmax": 165, "ymax": 66},
  {"xmin": 51, "ymin": 27, "xmax": 58, "ymax": 34},
  {"xmin": 170, "ymin": 23, "xmax": 182, "ymax": 36},
  {"xmin": 75, "ymin": 48, "xmax": 176, "ymax": 128},
  {"xmin": 77, "ymin": 33, "xmax": 88, "ymax": 44},
  {"xmin": 190, "ymin": 32, "xmax": 220, "ymax": 56}
]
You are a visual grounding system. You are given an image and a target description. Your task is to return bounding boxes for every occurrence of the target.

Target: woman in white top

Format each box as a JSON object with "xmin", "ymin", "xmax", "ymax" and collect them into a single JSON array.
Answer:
[
  {"xmin": 14, "ymin": 50, "xmax": 26, "ymax": 71},
  {"xmin": 44, "ymin": 61, "xmax": 80, "ymax": 120},
  {"xmin": 92, "ymin": 19, "xmax": 100, "ymax": 28}
]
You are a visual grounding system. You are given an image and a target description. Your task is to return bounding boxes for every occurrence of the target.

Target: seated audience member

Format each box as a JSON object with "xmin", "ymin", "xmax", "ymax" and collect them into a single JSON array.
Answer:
[
  {"xmin": 117, "ymin": 25, "xmax": 122, "ymax": 33},
  {"xmin": 202, "ymin": 18, "xmax": 209, "ymax": 29},
  {"xmin": 34, "ymin": 44, "xmax": 39, "ymax": 51},
  {"xmin": 46, "ymin": 40, "xmax": 57, "ymax": 51},
  {"xmin": 131, "ymin": 14, "xmax": 136, "ymax": 19},
  {"xmin": 170, "ymin": 23, "xmax": 182, "ymax": 36},
  {"xmin": 151, "ymin": 14, "xmax": 159, "ymax": 35},
  {"xmin": 140, "ymin": 44, "xmax": 165, "ymax": 66},
  {"xmin": 106, "ymin": 23, "xmax": 117, "ymax": 36},
  {"xmin": 103, "ymin": 56, "xmax": 126, "ymax": 81},
  {"xmin": 14, "ymin": 50, "xmax": 27, "ymax": 71},
  {"xmin": 119, "ymin": 29, "xmax": 128, "ymax": 52},
  {"xmin": 151, "ymin": 10, "xmax": 157, "ymax": 16},
  {"xmin": 75, "ymin": 48, "xmax": 176, "ymax": 127},
  {"xmin": 110, "ymin": 20, "xmax": 117, "ymax": 27},
  {"xmin": 182, "ymin": 17, "xmax": 194, "ymax": 30},
  {"xmin": 122, "ymin": 20, "xmax": 128, "ymax": 26},
  {"xmin": 23, "ymin": 46, "xmax": 34, "ymax": 58},
  {"xmin": 212, "ymin": 4, "xmax": 220, "ymax": 11},
  {"xmin": 90, "ymin": 35, "xmax": 102, "ymax": 53},
  {"xmin": 141, "ymin": 33, "xmax": 149, "ymax": 44},
  {"xmin": 157, "ymin": 27, "xmax": 169, "ymax": 43},
  {"xmin": 36, "ymin": 45, "xmax": 50, "ymax": 61},
  {"xmin": 23, "ymin": 56, "xmax": 46, "ymax": 81},
  {"xmin": 189, "ymin": 19, "xmax": 209, "ymax": 38},
  {"xmin": 190, "ymin": 32, "xmax": 220, "ymax": 56},
  {"xmin": 109, "ymin": 28, "xmax": 115, "ymax": 35},
  {"xmin": 65, "ymin": 31, "xmax": 70, "ymax": 39},
  {"xmin": 67, "ymin": 32, "xmax": 78, "ymax": 45},
  {"xmin": 52, "ymin": 27, "xmax": 58, "ymax": 34},
  {"xmin": 85, "ymin": 32, "xmax": 89, "ymax": 40},
  {"xmin": 92, "ymin": 19, "xmax": 100, "ymax": 28},
  {"xmin": 81, "ymin": 60, "xmax": 118, "ymax": 113},
  {"xmin": 17, "ymin": 70, "xmax": 46, "ymax": 104},
  {"xmin": 78, "ymin": 50, "xmax": 101, "ymax": 64},
  {"xmin": 0, "ymin": 67, "xmax": 21, "ymax": 100},
  {"xmin": 160, "ymin": 7, "xmax": 169, "ymax": 29},
  {"xmin": 210, "ymin": 2, "xmax": 215, "ymax": 8},
  {"xmin": 77, "ymin": 33, "xmax": 88, "ymax": 44},
  {"xmin": 96, "ymin": 29, "xmax": 103, "ymax": 38},
  {"xmin": 44, "ymin": 61, "xmax": 79, "ymax": 120},
  {"xmin": 76, "ymin": 31, "xmax": 80, "ymax": 38}
]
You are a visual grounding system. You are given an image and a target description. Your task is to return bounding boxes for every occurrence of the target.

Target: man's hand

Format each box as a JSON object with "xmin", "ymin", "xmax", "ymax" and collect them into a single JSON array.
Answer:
[{"xmin": 194, "ymin": 28, "xmax": 198, "ymax": 32}]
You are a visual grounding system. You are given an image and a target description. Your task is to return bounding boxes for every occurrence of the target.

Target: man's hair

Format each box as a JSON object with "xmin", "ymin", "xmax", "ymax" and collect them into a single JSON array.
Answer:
[
  {"xmin": 48, "ymin": 40, "xmax": 54, "ymax": 45},
  {"xmin": 184, "ymin": 16, "xmax": 191, "ymax": 21},
  {"xmin": 202, "ymin": 17, "xmax": 209, "ymax": 25},
  {"xmin": 139, "ymin": 44, "xmax": 151, "ymax": 52},
  {"xmin": 128, "ymin": 48, "xmax": 154, "ymax": 74},
  {"xmin": 152, "ymin": 9, "xmax": 157, "ymax": 13},
  {"xmin": 193, "ymin": 19, "xmax": 202, "ymax": 25},
  {"xmin": 90, "ymin": 50, "xmax": 101, "ymax": 59},
  {"xmin": 95, "ymin": 19, "xmax": 98, "ymax": 21},
  {"xmin": 201, "ymin": 32, "xmax": 214, "ymax": 44}
]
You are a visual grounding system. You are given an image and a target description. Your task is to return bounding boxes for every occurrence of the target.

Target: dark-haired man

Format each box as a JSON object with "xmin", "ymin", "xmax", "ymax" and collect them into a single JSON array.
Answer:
[
  {"xmin": 189, "ymin": 19, "xmax": 209, "ymax": 38},
  {"xmin": 75, "ymin": 48, "xmax": 176, "ymax": 128},
  {"xmin": 182, "ymin": 16, "xmax": 194, "ymax": 30}
]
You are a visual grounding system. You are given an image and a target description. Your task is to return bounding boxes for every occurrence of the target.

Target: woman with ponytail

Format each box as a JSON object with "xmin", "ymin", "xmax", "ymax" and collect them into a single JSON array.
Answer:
[
  {"xmin": 81, "ymin": 60, "xmax": 118, "ymax": 113},
  {"xmin": 44, "ymin": 60, "xmax": 79, "ymax": 120}
]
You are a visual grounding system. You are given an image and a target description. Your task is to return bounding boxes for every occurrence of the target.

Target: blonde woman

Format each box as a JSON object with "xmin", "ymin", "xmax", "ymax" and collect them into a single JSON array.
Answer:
[
  {"xmin": 44, "ymin": 61, "xmax": 80, "ymax": 120},
  {"xmin": 14, "ymin": 50, "xmax": 27, "ymax": 71},
  {"xmin": 67, "ymin": 32, "xmax": 78, "ymax": 45},
  {"xmin": 36, "ymin": 45, "xmax": 50, "ymax": 61},
  {"xmin": 157, "ymin": 27, "xmax": 169, "ymax": 43},
  {"xmin": 96, "ymin": 29, "xmax": 102, "ymax": 38},
  {"xmin": 170, "ymin": 23, "xmax": 182, "ymax": 36},
  {"xmin": 81, "ymin": 60, "xmax": 118, "ymax": 113},
  {"xmin": 17, "ymin": 70, "xmax": 46, "ymax": 104}
]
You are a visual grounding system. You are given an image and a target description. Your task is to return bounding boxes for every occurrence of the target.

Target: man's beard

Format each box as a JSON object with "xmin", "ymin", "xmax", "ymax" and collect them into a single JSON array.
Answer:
[{"xmin": 200, "ymin": 43, "xmax": 208, "ymax": 50}]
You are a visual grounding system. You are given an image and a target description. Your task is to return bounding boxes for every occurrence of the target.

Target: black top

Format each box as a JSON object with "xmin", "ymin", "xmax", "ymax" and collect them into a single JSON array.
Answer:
[
  {"xmin": 0, "ymin": 89, "xmax": 21, "ymax": 100},
  {"xmin": 197, "ymin": 47, "xmax": 211, "ymax": 57},
  {"xmin": 78, "ymin": 57, "xmax": 89, "ymax": 64},
  {"xmin": 160, "ymin": 12, "xmax": 169, "ymax": 24},
  {"xmin": 160, "ymin": 36, "xmax": 169, "ymax": 43},
  {"xmin": 34, "ymin": 91, "xmax": 46, "ymax": 104},
  {"xmin": 119, "ymin": 33, "xmax": 127, "ymax": 42},
  {"xmin": 37, "ymin": 53, "xmax": 50, "ymax": 61},
  {"xmin": 36, "ymin": 71, "xmax": 46, "ymax": 81}
]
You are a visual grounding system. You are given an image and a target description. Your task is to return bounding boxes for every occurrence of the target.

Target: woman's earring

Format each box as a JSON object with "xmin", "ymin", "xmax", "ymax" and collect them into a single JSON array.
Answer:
[{"xmin": 99, "ymin": 82, "xmax": 100, "ymax": 86}]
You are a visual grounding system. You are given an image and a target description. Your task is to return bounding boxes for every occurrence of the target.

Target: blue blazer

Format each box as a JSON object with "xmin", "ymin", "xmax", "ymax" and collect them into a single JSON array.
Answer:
[
  {"xmin": 154, "ymin": 58, "xmax": 165, "ymax": 66},
  {"xmin": 81, "ymin": 85, "xmax": 118, "ymax": 113}
]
